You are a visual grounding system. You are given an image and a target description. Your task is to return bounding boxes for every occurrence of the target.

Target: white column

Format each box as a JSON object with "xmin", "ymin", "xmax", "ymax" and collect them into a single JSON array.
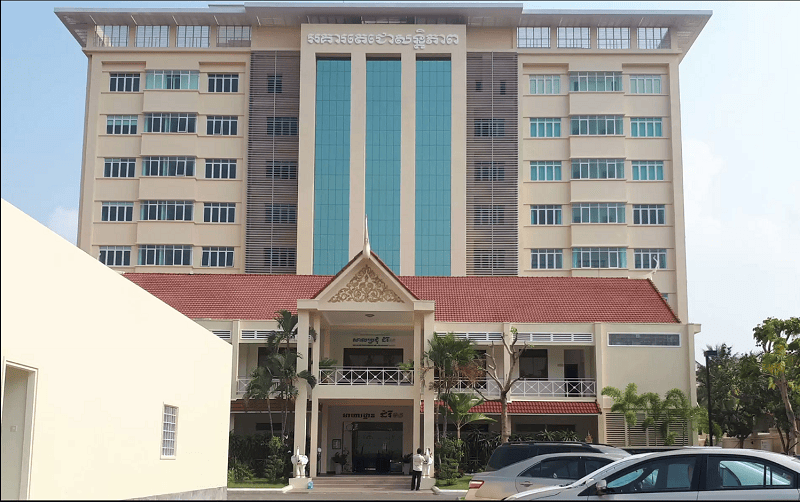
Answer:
[
  {"xmin": 413, "ymin": 313, "xmax": 422, "ymax": 452},
  {"xmin": 294, "ymin": 310, "xmax": 310, "ymax": 461},
  {"xmin": 309, "ymin": 314, "xmax": 322, "ymax": 474},
  {"xmin": 422, "ymin": 312, "xmax": 436, "ymax": 466}
]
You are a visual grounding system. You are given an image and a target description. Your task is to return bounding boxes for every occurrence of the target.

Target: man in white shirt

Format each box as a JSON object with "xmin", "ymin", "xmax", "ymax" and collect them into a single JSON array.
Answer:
[{"xmin": 411, "ymin": 448, "xmax": 425, "ymax": 490}]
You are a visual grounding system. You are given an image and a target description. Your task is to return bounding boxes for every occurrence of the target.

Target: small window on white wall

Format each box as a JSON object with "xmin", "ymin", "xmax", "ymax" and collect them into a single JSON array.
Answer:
[{"xmin": 162, "ymin": 405, "xmax": 178, "ymax": 457}]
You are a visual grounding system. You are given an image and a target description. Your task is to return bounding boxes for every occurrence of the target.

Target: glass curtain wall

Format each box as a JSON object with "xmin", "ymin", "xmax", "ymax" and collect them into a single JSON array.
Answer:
[
  {"xmin": 415, "ymin": 59, "xmax": 452, "ymax": 275},
  {"xmin": 313, "ymin": 59, "xmax": 351, "ymax": 274}
]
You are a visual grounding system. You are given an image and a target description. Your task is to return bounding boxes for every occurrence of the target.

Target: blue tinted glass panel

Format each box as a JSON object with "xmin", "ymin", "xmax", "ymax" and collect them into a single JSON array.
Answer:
[{"xmin": 314, "ymin": 59, "xmax": 351, "ymax": 274}]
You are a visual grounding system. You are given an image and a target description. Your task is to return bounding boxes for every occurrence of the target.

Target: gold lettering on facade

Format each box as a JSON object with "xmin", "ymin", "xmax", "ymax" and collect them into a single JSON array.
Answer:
[
  {"xmin": 329, "ymin": 266, "xmax": 404, "ymax": 303},
  {"xmin": 307, "ymin": 28, "xmax": 459, "ymax": 50}
]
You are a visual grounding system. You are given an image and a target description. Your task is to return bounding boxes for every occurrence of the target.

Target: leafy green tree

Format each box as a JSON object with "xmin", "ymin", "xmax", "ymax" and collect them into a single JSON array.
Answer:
[
  {"xmin": 244, "ymin": 364, "xmax": 279, "ymax": 436},
  {"xmin": 641, "ymin": 389, "xmax": 702, "ymax": 445},
  {"xmin": 423, "ymin": 332, "xmax": 477, "ymax": 440},
  {"xmin": 753, "ymin": 317, "xmax": 800, "ymax": 454},
  {"xmin": 438, "ymin": 393, "xmax": 495, "ymax": 440},
  {"xmin": 602, "ymin": 383, "xmax": 645, "ymax": 446}
]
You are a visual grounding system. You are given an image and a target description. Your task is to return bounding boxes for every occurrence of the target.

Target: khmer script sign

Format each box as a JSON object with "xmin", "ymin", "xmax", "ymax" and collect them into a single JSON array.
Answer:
[{"xmin": 307, "ymin": 29, "xmax": 459, "ymax": 50}]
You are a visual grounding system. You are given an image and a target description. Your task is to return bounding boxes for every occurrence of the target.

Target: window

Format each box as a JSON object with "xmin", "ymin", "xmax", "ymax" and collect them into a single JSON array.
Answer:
[
  {"xmin": 266, "ymin": 248, "xmax": 296, "ymax": 268},
  {"xmin": 104, "ymin": 158, "xmax": 136, "ymax": 178},
  {"xmin": 99, "ymin": 246, "xmax": 131, "ymax": 266},
  {"xmin": 266, "ymin": 117, "xmax": 298, "ymax": 136},
  {"xmin": 106, "ymin": 115, "xmax": 138, "ymax": 135},
  {"xmin": 707, "ymin": 456, "xmax": 794, "ymax": 490},
  {"xmin": 101, "ymin": 202, "xmax": 134, "ymax": 222},
  {"xmin": 609, "ymin": 333, "xmax": 680, "ymax": 347},
  {"xmin": 635, "ymin": 249, "xmax": 667, "ymax": 269},
  {"xmin": 140, "ymin": 200, "xmax": 194, "ymax": 221},
  {"xmin": 530, "ymin": 118, "xmax": 561, "ymax": 138},
  {"xmin": 217, "ymin": 26, "xmax": 251, "ymax": 47},
  {"xmin": 517, "ymin": 27, "xmax": 550, "ymax": 48},
  {"xmin": 530, "ymin": 74, "xmax": 560, "ymax": 95},
  {"xmin": 631, "ymin": 118, "xmax": 663, "ymax": 137},
  {"xmin": 267, "ymin": 75, "xmax": 282, "ymax": 93},
  {"xmin": 633, "ymin": 204, "xmax": 666, "ymax": 225},
  {"xmin": 135, "ymin": 26, "xmax": 169, "ymax": 48},
  {"xmin": 202, "ymin": 247, "xmax": 234, "ymax": 267},
  {"xmin": 524, "ymin": 458, "xmax": 581, "ymax": 480},
  {"xmin": 474, "ymin": 205, "xmax": 505, "ymax": 225},
  {"xmin": 630, "ymin": 75, "xmax": 662, "ymax": 94},
  {"xmin": 474, "ymin": 119, "xmax": 505, "ymax": 137},
  {"xmin": 632, "ymin": 161, "xmax": 664, "ymax": 181},
  {"xmin": 572, "ymin": 203, "xmax": 626, "ymax": 224},
  {"xmin": 142, "ymin": 157, "xmax": 195, "ymax": 177},
  {"xmin": 266, "ymin": 204, "xmax": 297, "ymax": 224},
  {"xmin": 638, "ymin": 28, "xmax": 670, "ymax": 49},
  {"xmin": 95, "ymin": 25, "xmax": 129, "ymax": 47},
  {"xmin": 176, "ymin": 25, "xmax": 209, "ymax": 48},
  {"xmin": 145, "ymin": 70, "xmax": 199, "ymax": 90},
  {"xmin": 203, "ymin": 203, "xmax": 235, "ymax": 223},
  {"xmin": 208, "ymin": 74, "xmax": 239, "ymax": 93},
  {"xmin": 475, "ymin": 162, "xmax": 505, "ymax": 181},
  {"xmin": 520, "ymin": 349, "xmax": 548, "ymax": 378},
  {"xmin": 531, "ymin": 249, "xmax": 563, "ymax": 269},
  {"xmin": 558, "ymin": 27, "xmax": 590, "ymax": 48},
  {"xmin": 206, "ymin": 116, "xmax": 238, "ymax": 136},
  {"xmin": 205, "ymin": 159, "xmax": 237, "ymax": 179},
  {"xmin": 571, "ymin": 159, "xmax": 624, "ymax": 180},
  {"xmin": 143, "ymin": 113, "xmax": 196, "ymax": 133},
  {"xmin": 597, "ymin": 27, "xmax": 630, "ymax": 49},
  {"xmin": 569, "ymin": 72, "xmax": 622, "ymax": 92},
  {"xmin": 265, "ymin": 161, "xmax": 297, "ymax": 180},
  {"xmin": 572, "ymin": 247, "xmax": 627, "ymax": 268},
  {"xmin": 531, "ymin": 205, "xmax": 562, "ymax": 225},
  {"xmin": 570, "ymin": 115, "xmax": 623, "ymax": 136},
  {"xmin": 474, "ymin": 250, "xmax": 506, "ymax": 272},
  {"xmin": 530, "ymin": 161, "xmax": 561, "ymax": 181},
  {"xmin": 109, "ymin": 73, "xmax": 140, "ymax": 92},
  {"xmin": 139, "ymin": 245, "xmax": 192, "ymax": 266},
  {"xmin": 161, "ymin": 405, "xmax": 177, "ymax": 457},
  {"xmin": 605, "ymin": 456, "xmax": 695, "ymax": 494},
  {"xmin": 475, "ymin": 80, "xmax": 483, "ymax": 92}
]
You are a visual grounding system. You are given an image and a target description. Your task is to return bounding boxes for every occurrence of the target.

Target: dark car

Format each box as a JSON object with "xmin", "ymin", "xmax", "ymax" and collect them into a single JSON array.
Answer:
[{"xmin": 485, "ymin": 441, "xmax": 629, "ymax": 471}]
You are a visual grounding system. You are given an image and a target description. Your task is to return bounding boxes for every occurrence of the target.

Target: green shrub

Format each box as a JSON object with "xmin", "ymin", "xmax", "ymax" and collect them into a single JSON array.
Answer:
[{"xmin": 228, "ymin": 460, "xmax": 254, "ymax": 483}]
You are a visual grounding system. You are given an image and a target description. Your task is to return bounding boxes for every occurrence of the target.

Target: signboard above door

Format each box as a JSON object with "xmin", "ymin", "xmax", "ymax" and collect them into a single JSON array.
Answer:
[{"xmin": 352, "ymin": 336, "xmax": 396, "ymax": 347}]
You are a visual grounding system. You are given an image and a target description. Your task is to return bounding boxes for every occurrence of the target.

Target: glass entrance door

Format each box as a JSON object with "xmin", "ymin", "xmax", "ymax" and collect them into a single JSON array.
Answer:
[{"xmin": 351, "ymin": 422, "xmax": 403, "ymax": 473}]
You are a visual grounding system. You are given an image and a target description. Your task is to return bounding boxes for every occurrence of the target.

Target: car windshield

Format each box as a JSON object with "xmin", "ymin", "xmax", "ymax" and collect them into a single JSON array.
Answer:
[{"xmin": 562, "ymin": 453, "xmax": 653, "ymax": 488}]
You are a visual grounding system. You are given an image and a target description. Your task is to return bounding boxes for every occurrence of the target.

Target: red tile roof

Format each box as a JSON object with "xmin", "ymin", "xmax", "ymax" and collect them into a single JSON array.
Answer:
[
  {"xmin": 423, "ymin": 400, "xmax": 600, "ymax": 415},
  {"xmin": 124, "ymin": 273, "xmax": 678, "ymax": 323}
]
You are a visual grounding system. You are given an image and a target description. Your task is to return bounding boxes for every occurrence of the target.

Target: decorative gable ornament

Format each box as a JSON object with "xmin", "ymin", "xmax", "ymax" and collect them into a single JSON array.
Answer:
[{"xmin": 329, "ymin": 266, "xmax": 404, "ymax": 303}]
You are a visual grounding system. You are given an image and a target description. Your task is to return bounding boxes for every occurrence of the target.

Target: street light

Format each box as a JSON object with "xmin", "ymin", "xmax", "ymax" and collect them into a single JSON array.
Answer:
[{"xmin": 704, "ymin": 349, "xmax": 718, "ymax": 446}]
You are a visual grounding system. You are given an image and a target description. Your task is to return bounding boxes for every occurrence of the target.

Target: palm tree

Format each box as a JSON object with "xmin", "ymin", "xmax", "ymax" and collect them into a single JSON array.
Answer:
[
  {"xmin": 424, "ymin": 333, "xmax": 477, "ymax": 440},
  {"xmin": 244, "ymin": 364, "xmax": 279, "ymax": 436},
  {"xmin": 601, "ymin": 383, "xmax": 645, "ymax": 446},
  {"xmin": 271, "ymin": 350, "xmax": 317, "ymax": 436},
  {"xmin": 439, "ymin": 393, "xmax": 495, "ymax": 440}
]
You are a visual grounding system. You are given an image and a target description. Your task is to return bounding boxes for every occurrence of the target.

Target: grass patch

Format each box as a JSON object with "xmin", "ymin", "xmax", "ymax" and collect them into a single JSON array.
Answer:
[
  {"xmin": 228, "ymin": 478, "xmax": 286, "ymax": 489},
  {"xmin": 436, "ymin": 475, "xmax": 472, "ymax": 490}
]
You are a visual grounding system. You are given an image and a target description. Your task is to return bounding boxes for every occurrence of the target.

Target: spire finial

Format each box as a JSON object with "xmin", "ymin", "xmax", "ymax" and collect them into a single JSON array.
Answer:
[{"xmin": 364, "ymin": 214, "xmax": 371, "ymax": 258}]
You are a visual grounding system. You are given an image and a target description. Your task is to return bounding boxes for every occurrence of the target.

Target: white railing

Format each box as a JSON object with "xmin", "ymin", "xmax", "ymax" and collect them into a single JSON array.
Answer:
[
  {"xmin": 438, "ymin": 378, "xmax": 596, "ymax": 397},
  {"xmin": 318, "ymin": 366, "xmax": 413, "ymax": 386},
  {"xmin": 236, "ymin": 377, "xmax": 283, "ymax": 395}
]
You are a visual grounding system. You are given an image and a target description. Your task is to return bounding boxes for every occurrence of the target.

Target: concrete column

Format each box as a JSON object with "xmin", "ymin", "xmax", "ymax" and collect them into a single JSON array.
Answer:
[
  {"xmin": 413, "ymin": 314, "xmax": 422, "ymax": 452},
  {"xmin": 309, "ymin": 314, "xmax": 322, "ymax": 473},
  {"xmin": 422, "ymin": 312, "xmax": 436, "ymax": 464},
  {"xmin": 296, "ymin": 41, "xmax": 318, "ymax": 274},
  {"xmin": 231, "ymin": 320, "xmax": 240, "ymax": 401},
  {"xmin": 349, "ymin": 51, "xmax": 367, "ymax": 257},
  {"xmin": 594, "ymin": 323, "xmax": 606, "ymax": 443},
  {"xmin": 293, "ymin": 311, "xmax": 310, "ymax": 459},
  {"xmin": 320, "ymin": 403, "xmax": 329, "ymax": 473},
  {"xmin": 400, "ymin": 52, "xmax": 416, "ymax": 275}
]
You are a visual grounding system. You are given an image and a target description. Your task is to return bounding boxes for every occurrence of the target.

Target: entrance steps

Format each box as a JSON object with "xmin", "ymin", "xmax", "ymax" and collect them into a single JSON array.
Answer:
[{"xmin": 309, "ymin": 475, "xmax": 412, "ymax": 492}]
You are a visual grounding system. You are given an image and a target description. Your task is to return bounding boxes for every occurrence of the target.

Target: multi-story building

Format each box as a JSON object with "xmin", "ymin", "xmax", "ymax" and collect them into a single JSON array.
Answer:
[{"xmin": 57, "ymin": 2, "xmax": 710, "ymax": 476}]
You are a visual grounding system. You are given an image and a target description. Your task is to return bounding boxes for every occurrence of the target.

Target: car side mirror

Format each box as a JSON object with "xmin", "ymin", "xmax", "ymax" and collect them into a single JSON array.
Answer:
[{"xmin": 595, "ymin": 479, "xmax": 608, "ymax": 495}]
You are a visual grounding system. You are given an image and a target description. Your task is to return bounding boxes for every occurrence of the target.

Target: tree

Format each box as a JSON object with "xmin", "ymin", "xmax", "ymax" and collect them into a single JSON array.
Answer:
[
  {"xmin": 641, "ymin": 389, "xmax": 703, "ymax": 445},
  {"xmin": 753, "ymin": 317, "xmax": 800, "ymax": 454},
  {"xmin": 423, "ymin": 332, "xmax": 477, "ymax": 440},
  {"xmin": 244, "ymin": 364, "xmax": 278, "ymax": 436},
  {"xmin": 602, "ymin": 383, "xmax": 645, "ymax": 446},
  {"xmin": 438, "ymin": 393, "xmax": 495, "ymax": 440}
]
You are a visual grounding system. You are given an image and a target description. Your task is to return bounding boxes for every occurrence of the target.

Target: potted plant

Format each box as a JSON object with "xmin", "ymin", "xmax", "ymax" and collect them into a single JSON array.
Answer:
[
  {"xmin": 398, "ymin": 360, "xmax": 414, "ymax": 384},
  {"xmin": 332, "ymin": 449, "xmax": 348, "ymax": 475},
  {"xmin": 402, "ymin": 453, "xmax": 412, "ymax": 475}
]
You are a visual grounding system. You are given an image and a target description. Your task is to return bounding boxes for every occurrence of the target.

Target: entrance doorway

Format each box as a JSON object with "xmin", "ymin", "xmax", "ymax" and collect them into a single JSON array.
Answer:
[
  {"xmin": 343, "ymin": 348, "xmax": 403, "ymax": 367},
  {"xmin": 351, "ymin": 422, "xmax": 403, "ymax": 474}
]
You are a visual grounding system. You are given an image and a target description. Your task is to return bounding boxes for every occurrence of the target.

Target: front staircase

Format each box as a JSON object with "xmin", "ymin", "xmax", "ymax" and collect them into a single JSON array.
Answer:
[{"xmin": 308, "ymin": 475, "xmax": 414, "ymax": 493}]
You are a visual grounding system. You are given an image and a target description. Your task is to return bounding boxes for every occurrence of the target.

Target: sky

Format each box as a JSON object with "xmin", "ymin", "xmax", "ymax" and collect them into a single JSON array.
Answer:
[{"xmin": 1, "ymin": 1, "xmax": 798, "ymax": 365}]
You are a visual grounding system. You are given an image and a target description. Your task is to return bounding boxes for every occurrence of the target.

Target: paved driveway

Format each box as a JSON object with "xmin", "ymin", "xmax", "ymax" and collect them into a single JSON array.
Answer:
[{"xmin": 227, "ymin": 488, "xmax": 466, "ymax": 500}]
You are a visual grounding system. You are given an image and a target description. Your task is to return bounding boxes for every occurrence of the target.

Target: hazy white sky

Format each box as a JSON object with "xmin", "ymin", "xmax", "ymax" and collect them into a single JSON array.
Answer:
[{"xmin": 1, "ymin": 1, "xmax": 797, "ymax": 364}]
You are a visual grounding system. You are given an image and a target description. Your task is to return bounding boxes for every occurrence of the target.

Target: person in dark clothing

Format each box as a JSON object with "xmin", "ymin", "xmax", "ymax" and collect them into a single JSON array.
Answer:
[{"xmin": 410, "ymin": 448, "xmax": 424, "ymax": 490}]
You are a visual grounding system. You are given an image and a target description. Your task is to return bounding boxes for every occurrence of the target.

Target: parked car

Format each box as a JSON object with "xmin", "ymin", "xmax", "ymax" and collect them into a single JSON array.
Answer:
[
  {"xmin": 466, "ymin": 452, "xmax": 618, "ymax": 500},
  {"xmin": 507, "ymin": 448, "xmax": 800, "ymax": 500},
  {"xmin": 485, "ymin": 441, "xmax": 630, "ymax": 472}
]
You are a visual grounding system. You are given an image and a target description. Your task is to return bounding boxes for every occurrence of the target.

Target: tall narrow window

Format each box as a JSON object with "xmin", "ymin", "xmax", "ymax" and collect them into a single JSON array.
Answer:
[{"xmin": 161, "ymin": 405, "xmax": 177, "ymax": 457}]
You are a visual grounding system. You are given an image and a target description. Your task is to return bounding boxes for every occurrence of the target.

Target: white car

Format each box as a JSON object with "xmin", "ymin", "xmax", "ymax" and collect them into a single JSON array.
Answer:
[
  {"xmin": 466, "ymin": 452, "xmax": 620, "ymax": 500},
  {"xmin": 507, "ymin": 448, "xmax": 800, "ymax": 500}
]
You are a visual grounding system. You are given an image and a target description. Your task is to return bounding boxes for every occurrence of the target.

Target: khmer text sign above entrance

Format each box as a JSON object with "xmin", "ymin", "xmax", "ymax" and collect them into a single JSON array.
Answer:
[
  {"xmin": 352, "ymin": 336, "xmax": 396, "ymax": 347},
  {"xmin": 307, "ymin": 29, "xmax": 459, "ymax": 50}
]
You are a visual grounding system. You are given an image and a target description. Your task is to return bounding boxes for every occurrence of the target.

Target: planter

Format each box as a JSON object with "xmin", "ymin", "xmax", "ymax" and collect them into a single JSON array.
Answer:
[
  {"xmin": 335, "ymin": 463, "xmax": 342, "ymax": 475},
  {"xmin": 402, "ymin": 463, "xmax": 411, "ymax": 475}
]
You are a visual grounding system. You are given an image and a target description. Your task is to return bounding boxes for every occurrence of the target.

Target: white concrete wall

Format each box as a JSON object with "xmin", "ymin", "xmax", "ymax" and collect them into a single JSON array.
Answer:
[{"xmin": 0, "ymin": 200, "xmax": 232, "ymax": 500}]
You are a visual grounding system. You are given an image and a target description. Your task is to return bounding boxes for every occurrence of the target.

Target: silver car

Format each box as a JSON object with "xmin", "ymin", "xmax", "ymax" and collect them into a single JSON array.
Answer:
[
  {"xmin": 507, "ymin": 448, "xmax": 800, "ymax": 500},
  {"xmin": 466, "ymin": 453, "xmax": 622, "ymax": 500}
]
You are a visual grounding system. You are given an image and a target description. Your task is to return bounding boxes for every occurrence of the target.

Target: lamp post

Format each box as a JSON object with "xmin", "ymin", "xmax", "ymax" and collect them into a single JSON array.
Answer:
[{"xmin": 704, "ymin": 349, "xmax": 718, "ymax": 446}]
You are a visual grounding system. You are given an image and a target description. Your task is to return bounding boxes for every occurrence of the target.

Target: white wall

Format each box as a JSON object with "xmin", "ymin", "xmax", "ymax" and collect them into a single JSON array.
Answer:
[{"xmin": 0, "ymin": 200, "xmax": 232, "ymax": 500}]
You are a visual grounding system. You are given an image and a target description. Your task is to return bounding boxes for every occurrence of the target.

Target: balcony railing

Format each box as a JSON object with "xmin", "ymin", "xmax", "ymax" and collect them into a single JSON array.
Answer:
[
  {"xmin": 318, "ymin": 366, "xmax": 413, "ymax": 386},
  {"xmin": 443, "ymin": 378, "xmax": 596, "ymax": 398},
  {"xmin": 236, "ymin": 377, "xmax": 282, "ymax": 395}
]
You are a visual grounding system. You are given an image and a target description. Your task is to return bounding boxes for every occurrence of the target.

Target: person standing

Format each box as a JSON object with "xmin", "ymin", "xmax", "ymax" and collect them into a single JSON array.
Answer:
[{"xmin": 411, "ymin": 448, "xmax": 424, "ymax": 491}]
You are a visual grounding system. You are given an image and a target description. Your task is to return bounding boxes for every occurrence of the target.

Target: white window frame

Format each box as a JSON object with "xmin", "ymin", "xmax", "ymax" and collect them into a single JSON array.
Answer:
[
  {"xmin": 135, "ymin": 26, "xmax": 169, "ymax": 48},
  {"xmin": 99, "ymin": 246, "xmax": 131, "ymax": 267},
  {"xmin": 637, "ymin": 28, "xmax": 670, "ymax": 49},
  {"xmin": 203, "ymin": 203, "xmax": 236, "ymax": 223},
  {"xmin": 106, "ymin": 115, "xmax": 138, "ymax": 135},
  {"xmin": 176, "ymin": 26, "xmax": 209, "ymax": 48},
  {"xmin": 140, "ymin": 200, "xmax": 194, "ymax": 221},
  {"xmin": 531, "ymin": 249, "xmax": 563, "ymax": 269},
  {"xmin": 517, "ymin": 27, "xmax": 550, "ymax": 48},
  {"xmin": 95, "ymin": 25, "xmax": 129, "ymax": 47},
  {"xmin": 205, "ymin": 159, "xmax": 237, "ymax": 179},
  {"xmin": 101, "ymin": 202, "xmax": 134, "ymax": 222},
  {"xmin": 217, "ymin": 26, "xmax": 251, "ymax": 47},
  {"xmin": 633, "ymin": 204, "xmax": 666, "ymax": 225},
  {"xmin": 608, "ymin": 333, "xmax": 680, "ymax": 347},
  {"xmin": 142, "ymin": 156, "xmax": 195, "ymax": 177},
  {"xmin": 597, "ymin": 27, "xmax": 630, "ymax": 49},
  {"xmin": 557, "ymin": 27, "xmax": 590, "ymax": 48},
  {"xmin": 206, "ymin": 116, "xmax": 239, "ymax": 136},
  {"xmin": 634, "ymin": 249, "xmax": 667, "ymax": 270},
  {"xmin": 139, "ymin": 245, "xmax": 193, "ymax": 266},
  {"xmin": 202, "ymin": 247, "xmax": 234, "ymax": 267},
  {"xmin": 109, "ymin": 73, "xmax": 140, "ymax": 92},
  {"xmin": 104, "ymin": 158, "xmax": 136, "ymax": 178},
  {"xmin": 630, "ymin": 75, "xmax": 663, "ymax": 94},
  {"xmin": 572, "ymin": 203, "xmax": 626, "ymax": 224},
  {"xmin": 208, "ymin": 74, "xmax": 239, "ymax": 93},
  {"xmin": 569, "ymin": 72, "xmax": 622, "ymax": 92},
  {"xmin": 570, "ymin": 115, "xmax": 624, "ymax": 136},
  {"xmin": 530, "ymin": 161, "xmax": 561, "ymax": 181},
  {"xmin": 143, "ymin": 113, "xmax": 197, "ymax": 134},
  {"xmin": 145, "ymin": 70, "xmax": 199, "ymax": 90},
  {"xmin": 631, "ymin": 117, "xmax": 663, "ymax": 137},
  {"xmin": 530, "ymin": 205, "xmax": 562, "ymax": 225},
  {"xmin": 572, "ymin": 247, "xmax": 627, "ymax": 269},
  {"xmin": 529, "ymin": 74, "xmax": 560, "ymax": 94},
  {"xmin": 530, "ymin": 118, "xmax": 561, "ymax": 138},
  {"xmin": 632, "ymin": 161, "xmax": 664, "ymax": 181},
  {"xmin": 161, "ymin": 404, "xmax": 178, "ymax": 458},
  {"xmin": 571, "ymin": 159, "xmax": 625, "ymax": 180}
]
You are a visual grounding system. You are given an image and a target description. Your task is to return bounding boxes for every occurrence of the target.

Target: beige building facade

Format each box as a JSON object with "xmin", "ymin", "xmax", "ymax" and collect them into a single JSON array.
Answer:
[{"xmin": 0, "ymin": 200, "xmax": 232, "ymax": 500}]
